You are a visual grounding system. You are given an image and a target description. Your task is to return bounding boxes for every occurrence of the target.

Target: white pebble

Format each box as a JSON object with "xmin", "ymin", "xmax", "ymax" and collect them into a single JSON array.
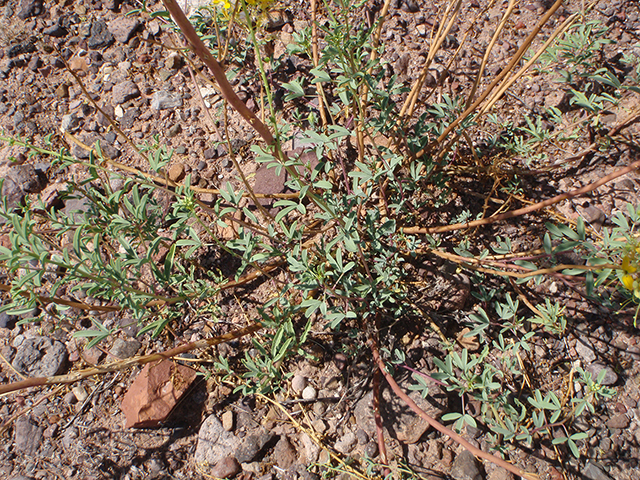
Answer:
[{"xmin": 302, "ymin": 385, "xmax": 317, "ymax": 400}]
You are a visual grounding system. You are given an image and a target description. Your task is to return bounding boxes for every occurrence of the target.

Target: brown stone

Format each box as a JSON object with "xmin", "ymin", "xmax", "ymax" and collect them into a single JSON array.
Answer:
[
  {"xmin": 211, "ymin": 456, "xmax": 241, "ymax": 478},
  {"xmin": 121, "ymin": 359, "xmax": 197, "ymax": 428},
  {"xmin": 168, "ymin": 163, "xmax": 185, "ymax": 182}
]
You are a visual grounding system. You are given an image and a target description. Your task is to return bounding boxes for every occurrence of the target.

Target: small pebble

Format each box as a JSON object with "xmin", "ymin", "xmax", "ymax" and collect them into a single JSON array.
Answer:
[
  {"xmin": 72, "ymin": 385, "xmax": 88, "ymax": 403},
  {"xmin": 302, "ymin": 385, "xmax": 317, "ymax": 400},
  {"xmin": 291, "ymin": 374, "xmax": 307, "ymax": 394},
  {"xmin": 221, "ymin": 410, "xmax": 234, "ymax": 432}
]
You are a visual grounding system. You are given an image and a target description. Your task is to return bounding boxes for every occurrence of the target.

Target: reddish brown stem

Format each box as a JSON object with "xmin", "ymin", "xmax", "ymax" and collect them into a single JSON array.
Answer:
[
  {"xmin": 161, "ymin": 0, "xmax": 275, "ymax": 145},
  {"xmin": 371, "ymin": 341, "xmax": 536, "ymax": 480}
]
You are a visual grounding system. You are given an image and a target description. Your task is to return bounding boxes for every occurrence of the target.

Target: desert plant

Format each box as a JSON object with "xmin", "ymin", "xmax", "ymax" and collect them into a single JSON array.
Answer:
[{"xmin": 2, "ymin": 0, "xmax": 639, "ymax": 477}]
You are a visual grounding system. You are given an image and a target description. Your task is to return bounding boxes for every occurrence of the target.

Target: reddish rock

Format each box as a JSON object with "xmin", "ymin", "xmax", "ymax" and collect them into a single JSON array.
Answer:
[
  {"xmin": 121, "ymin": 359, "xmax": 197, "ymax": 428},
  {"xmin": 211, "ymin": 456, "xmax": 242, "ymax": 478}
]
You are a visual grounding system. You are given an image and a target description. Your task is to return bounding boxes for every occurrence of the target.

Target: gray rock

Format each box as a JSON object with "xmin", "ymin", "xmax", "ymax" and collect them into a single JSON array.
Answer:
[
  {"xmin": 353, "ymin": 373, "xmax": 447, "ymax": 444},
  {"xmin": 165, "ymin": 53, "xmax": 184, "ymax": 70},
  {"xmin": 151, "ymin": 91, "xmax": 183, "ymax": 110},
  {"xmin": 451, "ymin": 450, "xmax": 483, "ymax": 480},
  {"xmin": 334, "ymin": 431, "xmax": 357, "ymax": 454},
  {"xmin": 195, "ymin": 416, "xmax": 241, "ymax": 466},
  {"xmin": 112, "ymin": 80, "xmax": 140, "ymax": 105},
  {"xmin": 582, "ymin": 461, "xmax": 613, "ymax": 480},
  {"xmin": 17, "ymin": 0, "xmax": 43, "ymax": 19},
  {"xmin": 109, "ymin": 338, "xmax": 141, "ymax": 359},
  {"xmin": 107, "ymin": 17, "xmax": 140, "ymax": 44},
  {"xmin": 70, "ymin": 133, "xmax": 120, "ymax": 160},
  {"xmin": 401, "ymin": 0, "xmax": 419, "ymax": 13},
  {"xmin": 291, "ymin": 374, "xmax": 307, "ymax": 394},
  {"xmin": 61, "ymin": 113, "xmax": 81, "ymax": 133},
  {"xmin": 12, "ymin": 336, "xmax": 67, "ymax": 377},
  {"xmin": 235, "ymin": 429, "xmax": 274, "ymax": 463},
  {"xmin": 211, "ymin": 456, "xmax": 241, "ymax": 478},
  {"xmin": 576, "ymin": 336, "xmax": 597, "ymax": 363},
  {"xmin": 88, "ymin": 21, "xmax": 115, "ymax": 50},
  {"xmin": 14, "ymin": 416, "xmax": 43, "ymax": 455},
  {"xmin": 7, "ymin": 39, "xmax": 36, "ymax": 59},
  {"xmin": 167, "ymin": 123, "xmax": 182, "ymax": 138},
  {"xmin": 44, "ymin": 22, "xmax": 67, "ymax": 38},
  {"xmin": 0, "ymin": 311, "xmax": 18, "ymax": 329},
  {"xmin": 273, "ymin": 436, "xmax": 297, "ymax": 470},
  {"xmin": 586, "ymin": 363, "xmax": 618, "ymax": 386}
]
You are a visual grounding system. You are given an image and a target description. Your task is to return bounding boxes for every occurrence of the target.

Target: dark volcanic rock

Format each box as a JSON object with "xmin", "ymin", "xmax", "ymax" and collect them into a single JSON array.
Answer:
[
  {"xmin": 17, "ymin": 0, "xmax": 44, "ymax": 19},
  {"xmin": 12, "ymin": 336, "xmax": 68, "ymax": 377},
  {"xmin": 88, "ymin": 21, "xmax": 115, "ymax": 50}
]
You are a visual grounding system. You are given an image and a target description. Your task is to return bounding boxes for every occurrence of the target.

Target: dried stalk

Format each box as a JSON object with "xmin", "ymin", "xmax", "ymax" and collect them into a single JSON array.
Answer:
[
  {"xmin": 403, "ymin": 151, "xmax": 640, "ymax": 235},
  {"xmin": 0, "ymin": 323, "xmax": 262, "ymax": 396}
]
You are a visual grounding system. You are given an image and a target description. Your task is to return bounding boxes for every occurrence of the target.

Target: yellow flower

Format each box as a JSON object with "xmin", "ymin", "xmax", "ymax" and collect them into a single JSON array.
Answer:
[
  {"xmin": 622, "ymin": 255, "xmax": 637, "ymax": 274},
  {"xmin": 622, "ymin": 274, "xmax": 635, "ymax": 291}
]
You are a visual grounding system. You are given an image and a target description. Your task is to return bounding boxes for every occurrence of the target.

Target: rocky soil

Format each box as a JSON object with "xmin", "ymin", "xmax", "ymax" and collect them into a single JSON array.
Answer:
[{"xmin": 1, "ymin": 0, "xmax": 640, "ymax": 479}]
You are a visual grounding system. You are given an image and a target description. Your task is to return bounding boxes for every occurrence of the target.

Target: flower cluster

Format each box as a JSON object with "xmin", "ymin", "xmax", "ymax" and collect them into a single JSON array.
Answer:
[{"xmin": 621, "ymin": 243, "xmax": 640, "ymax": 298}]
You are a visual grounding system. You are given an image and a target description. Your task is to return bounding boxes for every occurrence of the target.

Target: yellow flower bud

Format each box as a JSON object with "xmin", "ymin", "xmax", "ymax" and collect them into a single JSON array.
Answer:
[
  {"xmin": 622, "ymin": 274, "xmax": 635, "ymax": 291},
  {"xmin": 623, "ymin": 256, "xmax": 637, "ymax": 273}
]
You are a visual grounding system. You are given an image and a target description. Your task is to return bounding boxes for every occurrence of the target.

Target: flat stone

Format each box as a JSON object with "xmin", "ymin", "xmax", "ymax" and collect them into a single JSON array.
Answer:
[
  {"xmin": 109, "ymin": 338, "xmax": 141, "ymax": 359},
  {"xmin": 195, "ymin": 416, "xmax": 242, "ymax": 466},
  {"xmin": 12, "ymin": 336, "xmax": 67, "ymax": 377},
  {"xmin": 14, "ymin": 416, "xmax": 43, "ymax": 455},
  {"xmin": 606, "ymin": 413, "xmax": 630, "ymax": 429},
  {"xmin": 70, "ymin": 133, "xmax": 120, "ymax": 160},
  {"xmin": 151, "ymin": 91, "xmax": 183, "ymax": 110},
  {"xmin": 211, "ymin": 456, "xmax": 241, "ymax": 478},
  {"xmin": 582, "ymin": 461, "xmax": 613, "ymax": 480},
  {"xmin": 576, "ymin": 336, "xmax": 597, "ymax": 363},
  {"xmin": 44, "ymin": 23, "xmax": 67, "ymax": 38},
  {"xmin": 107, "ymin": 17, "xmax": 140, "ymax": 44},
  {"xmin": 111, "ymin": 80, "xmax": 140, "ymax": 105},
  {"xmin": 120, "ymin": 359, "xmax": 197, "ymax": 428},
  {"xmin": 586, "ymin": 363, "xmax": 618, "ymax": 386},
  {"xmin": 451, "ymin": 450, "xmax": 483, "ymax": 480}
]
